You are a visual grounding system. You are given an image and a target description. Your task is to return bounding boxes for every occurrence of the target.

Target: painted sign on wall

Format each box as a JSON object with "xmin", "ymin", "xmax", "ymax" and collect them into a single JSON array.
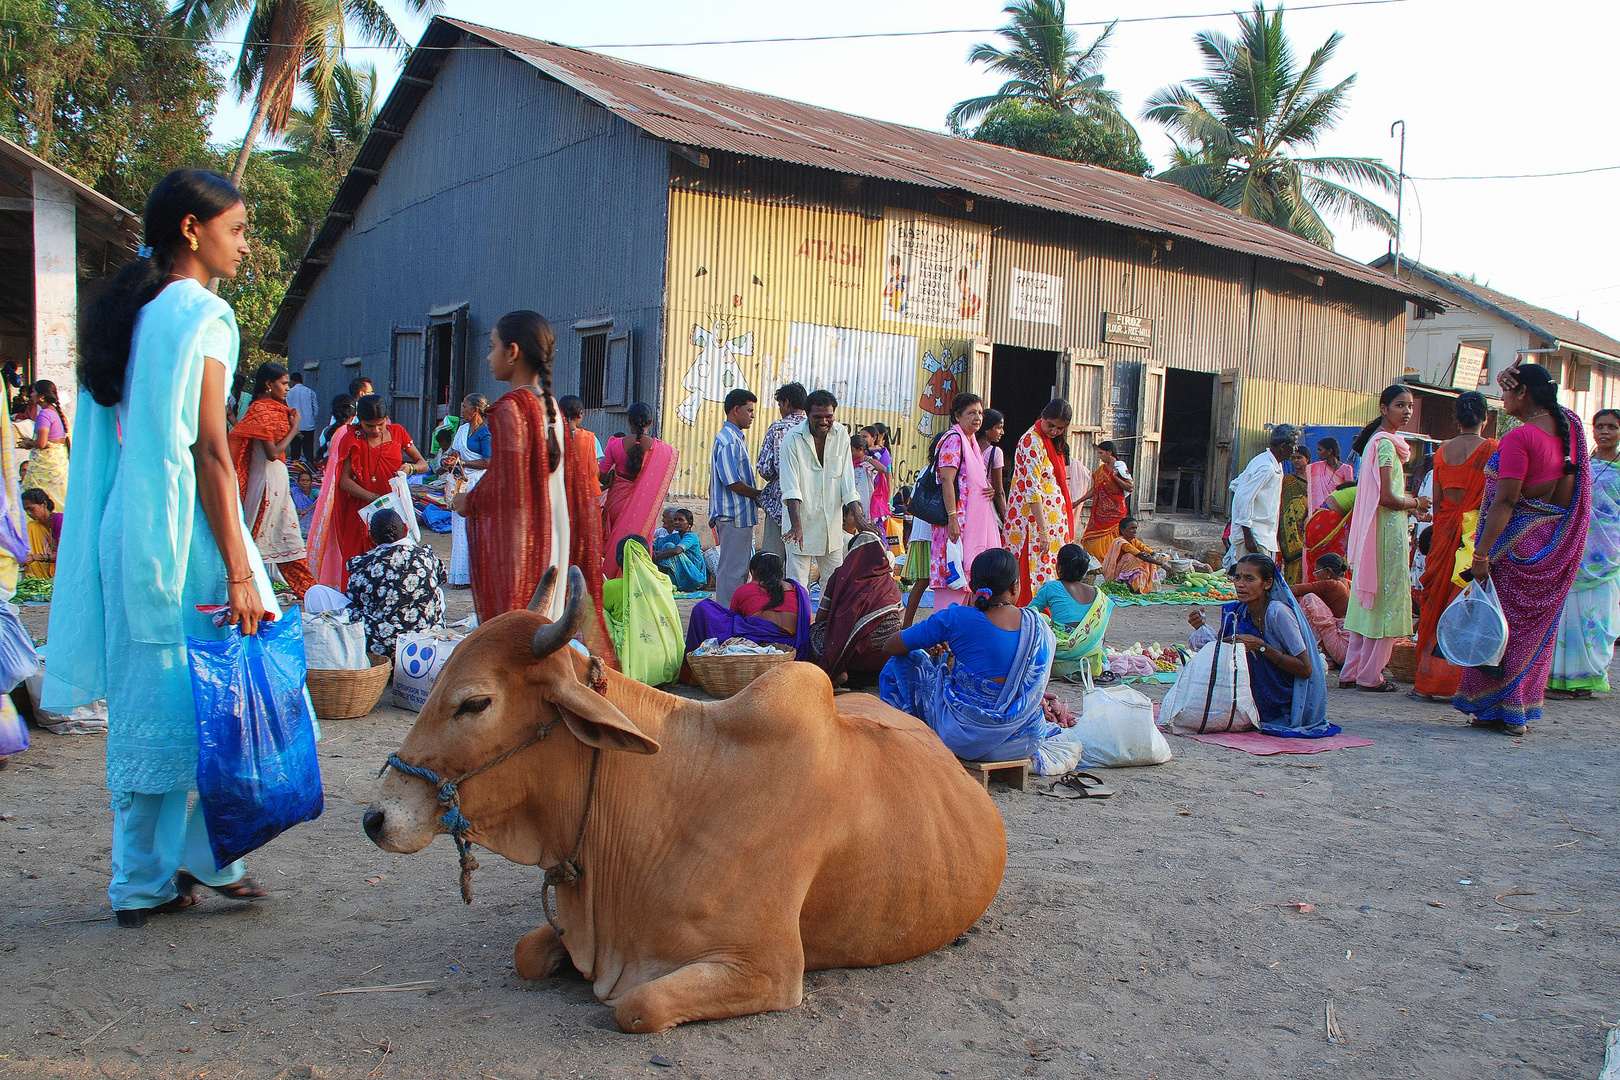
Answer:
[
  {"xmin": 880, "ymin": 209, "xmax": 990, "ymax": 334},
  {"xmin": 663, "ymin": 191, "xmax": 974, "ymax": 495},
  {"xmin": 1103, "ymin": 311, "xmax": 1153, "ymax": 349},
  {"xmin": 1007, "ymin": 269, "xmax": 1064, "ymax": 326}
]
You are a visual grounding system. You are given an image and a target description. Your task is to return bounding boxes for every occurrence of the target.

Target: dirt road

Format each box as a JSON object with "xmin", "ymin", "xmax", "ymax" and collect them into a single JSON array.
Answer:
[{"xmin": 2, "ymin": 596, "xmax": 1616, "ymax": 1079}]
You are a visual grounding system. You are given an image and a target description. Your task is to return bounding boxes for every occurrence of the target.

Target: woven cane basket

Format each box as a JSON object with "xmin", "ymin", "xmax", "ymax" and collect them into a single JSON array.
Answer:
[
  {"xmin": 1387, "ymin": 639, "xmax": 1419, "ymax": 684},
  {"xmin": 685, "ymin": 648, "xmax": 796, "ymax": 698},
  {"xmin": 306, "ymin": 654, "xmax": 393, "ymax": 720}
]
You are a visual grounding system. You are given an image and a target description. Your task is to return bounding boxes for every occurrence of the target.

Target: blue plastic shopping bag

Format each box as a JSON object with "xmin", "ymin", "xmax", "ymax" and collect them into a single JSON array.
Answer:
[{"xmin": 188, "ymin": 611, "xmax": 323, "ymax": 870}]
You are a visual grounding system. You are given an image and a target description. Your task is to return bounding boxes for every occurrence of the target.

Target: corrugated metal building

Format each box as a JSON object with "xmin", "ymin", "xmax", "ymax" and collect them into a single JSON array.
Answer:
[{"xmin": 266, "ymin": 17, "xmax": 1432, "ymax": 518}]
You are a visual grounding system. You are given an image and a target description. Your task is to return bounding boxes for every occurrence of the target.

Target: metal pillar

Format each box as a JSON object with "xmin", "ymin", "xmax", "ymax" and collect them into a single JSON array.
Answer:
[{"xmin": 32, "ymin": 169, "xmax": 76, "ymax": 425}]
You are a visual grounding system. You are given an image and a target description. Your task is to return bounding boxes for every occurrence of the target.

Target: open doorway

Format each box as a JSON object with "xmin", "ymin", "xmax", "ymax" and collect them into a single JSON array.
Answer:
[
  {"xmin": 989, "ymin": 344, "xmax": 1060, "ymax": 443},
  {"xmin": 423, "ymin": 305, "xmax": 468, "ymax": 450},
  {"xmin": 1159, "ymin": 368, "xmax": 1214, "ymax": 514}
]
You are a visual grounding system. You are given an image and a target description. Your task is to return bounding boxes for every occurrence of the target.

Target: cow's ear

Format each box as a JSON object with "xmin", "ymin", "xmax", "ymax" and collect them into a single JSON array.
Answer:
[{"xmin": 551, "ymin": 679, "xmax": 660, "ymax": 755}]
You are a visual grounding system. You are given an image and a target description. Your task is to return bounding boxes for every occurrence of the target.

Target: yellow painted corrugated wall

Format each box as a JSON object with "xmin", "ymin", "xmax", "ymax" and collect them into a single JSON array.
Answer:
[
  {"xmin": 660, "ymin": 189, "xmax": 987, "ymax": 498},
  {"xmin": 1235, "ymin": 378, "xmax": 1381, "ymax": 468}
]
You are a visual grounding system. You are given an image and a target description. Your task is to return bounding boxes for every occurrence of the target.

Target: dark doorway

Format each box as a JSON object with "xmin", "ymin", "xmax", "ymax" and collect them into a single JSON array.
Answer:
[
  {"xmin": 1159, "ymin": 368, "xmax": 1215, "ymax": 514},
  {"xmin": 423, "ymin": 305, "xmax": 468, "ymax": 451},
  {"xmin": 989, "ymin": 344, "xmax": 1060, "ymax": 444}
]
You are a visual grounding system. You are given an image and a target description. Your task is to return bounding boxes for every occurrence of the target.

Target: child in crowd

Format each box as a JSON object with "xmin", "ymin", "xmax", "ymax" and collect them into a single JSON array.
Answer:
[
  {"xmin": 863, "ymin": 423, "xmax": 892, "ymax": 527},
  {"xmin": 1412, "ymin": 526, "xmax": 1432, "ymax": 618},
  {"xmin": 851, "ymin": 430, "xmax": 874, "ymax": 510},
  {"xmin": 651, "ymin": 508, "xmax": 707, "ymax": 592},
  {"xmin": 291, "ymin": 466, "xmax": 318, "ymax": 535}
]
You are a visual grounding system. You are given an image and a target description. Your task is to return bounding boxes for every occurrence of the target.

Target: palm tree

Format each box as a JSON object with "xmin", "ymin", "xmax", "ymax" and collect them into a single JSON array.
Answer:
[
  {"xmin": 277, "ymin": 59, "xmax": 379, "ymax": 169},
  {"xmin": 1141, "ymin": 3, "xmax": 1395, "ymax": 248},
  {"xmin": 946, "ymin": 0, "xmax": 1134, "ymax": 142},
  {"xmin": 173, "ymin": 0, "xmax": 439, "ymax": 187}
]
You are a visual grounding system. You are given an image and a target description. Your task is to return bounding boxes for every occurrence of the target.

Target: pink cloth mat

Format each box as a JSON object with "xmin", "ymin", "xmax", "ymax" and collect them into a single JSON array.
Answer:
[{"xmin": 1180, "ymin": 730, "xmax": 1374, "ymax": 755}]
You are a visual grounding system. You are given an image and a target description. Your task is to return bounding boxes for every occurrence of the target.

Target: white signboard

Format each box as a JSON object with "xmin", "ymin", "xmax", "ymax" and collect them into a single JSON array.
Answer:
[
  {"xmin": 1008, "ymin": 268, "xmax": 1064, "ymax": 326},
  {"xmin": 782, "ymin": 323, "xmax": 918, "ymax": 414},
  {"xmin": 880, "ymin": 209, "xmax": 990, "ymax": 334},
  {"xmin": 1453, "ymin": 343, "xmax": 1488, "ymax": 391}
]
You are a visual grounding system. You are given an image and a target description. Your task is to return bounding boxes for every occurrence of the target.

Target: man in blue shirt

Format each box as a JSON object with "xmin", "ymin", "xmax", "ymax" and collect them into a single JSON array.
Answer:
[{"xmin": 709, "ymin": 388, "xmax": 761, "ymax": 607}]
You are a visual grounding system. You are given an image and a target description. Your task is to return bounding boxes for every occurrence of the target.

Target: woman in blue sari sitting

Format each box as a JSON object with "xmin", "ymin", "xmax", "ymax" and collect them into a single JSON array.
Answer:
[
  {"xmin": 879, "ymin": 548, "xmax": 1057, "ymax": 762},
  {"xmin": 1187, "ymin": 554, "xmax": 1336, "ymax": 737}
]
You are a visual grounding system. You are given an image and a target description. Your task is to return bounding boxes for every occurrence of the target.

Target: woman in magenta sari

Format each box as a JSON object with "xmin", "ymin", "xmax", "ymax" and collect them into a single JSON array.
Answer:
[
  {"xmin": 600, "ymin": 401, "xmax": 677, "ymax": 580},
  {"xmin": 1457, "ymin": 364, "xmax": 1591, "ymax": 736}
]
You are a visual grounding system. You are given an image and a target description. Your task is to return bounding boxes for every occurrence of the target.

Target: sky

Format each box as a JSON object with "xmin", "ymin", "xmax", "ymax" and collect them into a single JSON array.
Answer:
[{"xmin": 206, "ymin": 0, "xmax": 1620, "ymax": 338}]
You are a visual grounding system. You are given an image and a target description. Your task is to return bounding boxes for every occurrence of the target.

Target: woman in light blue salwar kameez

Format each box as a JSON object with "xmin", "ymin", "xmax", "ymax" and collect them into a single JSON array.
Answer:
[{"xmin": 44, "ymin": 171, "xmax": 280, "ymax": 928}]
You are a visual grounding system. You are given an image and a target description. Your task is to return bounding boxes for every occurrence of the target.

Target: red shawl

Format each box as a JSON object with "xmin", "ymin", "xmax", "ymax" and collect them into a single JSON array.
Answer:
[
  {"xmin": 465, "ymin": 390, "xmax": 553, "ymax": 621},
  {"xmin": 567, "ymin": 422, "xmax": 617, "ymax": 667},
  {"xmin": 227, "ymin": 398, "xmax": 292, "ymax": 531}
]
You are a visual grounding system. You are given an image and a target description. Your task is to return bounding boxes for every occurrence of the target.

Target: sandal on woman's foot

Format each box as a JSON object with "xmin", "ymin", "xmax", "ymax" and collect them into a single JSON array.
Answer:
[
  {"xmin": 177, "ymin": 871, "xmax": 267, "ymax": 901},
  {"xmin": 1337, "ymin": 679, "xmax": 1359, "ymax": 690},
  {"xmin": 115, "ymin": 890, "xmax": 204, "ymax": 929},
  {"xmin": 1360, "ymin": 679, "xmax": 1398, "ymax": 693},
  {"xmin": 1503, "ymin": 723, "xmax": 1528, "ymax": 736}
]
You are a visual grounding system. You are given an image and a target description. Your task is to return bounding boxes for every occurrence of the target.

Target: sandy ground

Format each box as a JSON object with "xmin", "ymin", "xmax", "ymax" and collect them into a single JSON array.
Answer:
[{"xmin": 3, "ymin": 538, "xmax": 1618, "ymax": 1079}]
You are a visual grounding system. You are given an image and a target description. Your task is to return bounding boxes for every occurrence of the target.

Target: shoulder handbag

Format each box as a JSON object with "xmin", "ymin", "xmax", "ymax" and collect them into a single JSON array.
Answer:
[{"xmin": 910, "ymin": 434, "xmax": 950, "ymax": 527}]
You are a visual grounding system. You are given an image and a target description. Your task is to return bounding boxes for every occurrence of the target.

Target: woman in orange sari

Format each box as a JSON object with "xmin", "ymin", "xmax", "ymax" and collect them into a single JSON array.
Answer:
[
  {"xmin": 227, "ymin": 361, "xmax": 315, "ymax": 599},
  {"xmin": 330, "ymin": 395, "xmax": 428, "ymax": 590},
  {"xmin": 599, "ymin": 401, "xmax": 677, "ymax": 580},
  {"xmin": 1413, "ymin": 392, "xmax": 1496, "ymax": 699},
  {"xmin": 1079, "ymin": 440, "xmax": 1132, "ymax": 561},
  {"xmin": 1005, "ymin": 399, "xmax": 1075, "ymax": 604},
  {"xmin": 1304, "ymin": 484, "xmax": 1356, "ymax": 583},
  {"xmin": 559, "ymin": 393, "xmax": 608, "ymax": 628}
]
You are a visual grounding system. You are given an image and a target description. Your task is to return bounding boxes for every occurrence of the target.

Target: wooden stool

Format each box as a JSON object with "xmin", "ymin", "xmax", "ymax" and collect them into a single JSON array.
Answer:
[{"xmin": 961, "ymin": 758, "xmax": 1031, "ymax": 792}]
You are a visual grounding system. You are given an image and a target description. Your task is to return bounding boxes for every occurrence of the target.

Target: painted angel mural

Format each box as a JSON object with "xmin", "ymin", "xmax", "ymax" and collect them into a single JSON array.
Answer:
[
  {"xmin": 916, "ymin": 346, "xmax": 965, "ymax": 437},
  {"xmin": 678, "ymin": 321, "xmax": 755, "ymax": 426}
]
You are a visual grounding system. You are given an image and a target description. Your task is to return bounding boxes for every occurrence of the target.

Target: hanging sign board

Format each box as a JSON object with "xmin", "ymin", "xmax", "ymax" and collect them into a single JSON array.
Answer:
[
  {"xmin": 1452, "ymin": 343, "xmax": 1488, "ymax": 390},
  {"xmin": 1103, "ymin": 312, "xmax": 1153, "ymax": 349}
]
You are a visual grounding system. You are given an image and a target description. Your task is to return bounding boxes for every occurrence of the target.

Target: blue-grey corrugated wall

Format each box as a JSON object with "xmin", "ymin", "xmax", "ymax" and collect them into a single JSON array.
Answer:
[{"xmin": 281, "ymin": 44, "xmax": 669, "ymax": 444}]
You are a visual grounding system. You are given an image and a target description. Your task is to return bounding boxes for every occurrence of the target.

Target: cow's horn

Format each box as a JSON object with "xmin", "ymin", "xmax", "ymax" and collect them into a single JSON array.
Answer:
[
  {"xmin": 528, "ymin": 565, "xmax": 559, "ymax": 613},
  {"xmin": 530, "ymin": 566, "xmax": 587, "ymax": 659}
]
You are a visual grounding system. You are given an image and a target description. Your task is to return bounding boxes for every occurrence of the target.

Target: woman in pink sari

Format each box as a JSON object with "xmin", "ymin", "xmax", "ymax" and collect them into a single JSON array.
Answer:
[
  {"xmin": 599, "ymin": 401, "xmax": 677, "ymax": 580},
  {"xmin": 303, "ymin": 417, "xmax": 356, "ymax": 588},
  {"xmin": 930, "ymin": 393, "xmax": 999, "ymax": 610}
]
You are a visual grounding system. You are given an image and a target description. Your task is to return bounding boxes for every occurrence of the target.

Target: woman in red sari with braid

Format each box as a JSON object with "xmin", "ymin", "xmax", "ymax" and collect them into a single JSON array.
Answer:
[{"xmin": 453, "ymin": 311, "xmax": 614, "ymax": 660}]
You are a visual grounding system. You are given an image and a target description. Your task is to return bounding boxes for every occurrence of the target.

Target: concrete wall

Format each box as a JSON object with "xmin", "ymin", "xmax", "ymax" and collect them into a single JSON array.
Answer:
[{"xmin": 31, "ymin": 170, "xmax": 76, "ymax": 424}]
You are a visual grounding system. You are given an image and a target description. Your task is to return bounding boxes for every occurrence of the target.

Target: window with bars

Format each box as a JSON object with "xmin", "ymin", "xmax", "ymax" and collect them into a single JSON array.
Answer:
[{"xmin": 579, "ymin": 332, "xmax": 607, "ymax": 410}]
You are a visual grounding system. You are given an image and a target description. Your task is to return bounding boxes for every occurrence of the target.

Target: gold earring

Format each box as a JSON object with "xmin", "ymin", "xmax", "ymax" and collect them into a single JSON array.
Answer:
[{"xmin": 189, "ymin": 236, "xmax": 199, "ymax": 251}]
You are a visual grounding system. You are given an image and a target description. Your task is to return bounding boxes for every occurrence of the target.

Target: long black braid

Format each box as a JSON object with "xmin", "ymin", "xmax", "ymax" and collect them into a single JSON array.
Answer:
[
  {"xmin": 496, "ymin": 311, "xmax": 561, "ymax": 472},
  {"xmin": 625, "ymin": 401, "xmax": 654, "ymax": 479},
  {"xmin": 1515, "ymin": 363, "xmax": 1574, "ymax": 475}
]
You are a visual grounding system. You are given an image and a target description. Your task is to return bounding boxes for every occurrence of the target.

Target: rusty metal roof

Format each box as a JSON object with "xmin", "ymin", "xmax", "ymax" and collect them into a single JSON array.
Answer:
[
  {"xmin": 264, "ymin": 16, "xmax": 1426, "ymax": 351},
  {"xmin": 454, "ymin": 18, "xmax": 1425, "ymax": 301}
]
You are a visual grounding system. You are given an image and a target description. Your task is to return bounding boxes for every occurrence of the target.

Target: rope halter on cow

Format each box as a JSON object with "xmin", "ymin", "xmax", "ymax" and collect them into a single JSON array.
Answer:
[{"xmin": 378, "ymin": 653, "xmax": 609, "ymax": 913}]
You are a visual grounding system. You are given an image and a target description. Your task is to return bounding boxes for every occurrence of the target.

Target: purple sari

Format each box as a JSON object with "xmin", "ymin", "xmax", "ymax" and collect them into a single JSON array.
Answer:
[
  {"xmin": 1455, "ymin": 409, "xmax": 1591, "ymax": 728},
  {"xmin": 684, "ymin": 580, "xmax": 812, "ymax": 661}
]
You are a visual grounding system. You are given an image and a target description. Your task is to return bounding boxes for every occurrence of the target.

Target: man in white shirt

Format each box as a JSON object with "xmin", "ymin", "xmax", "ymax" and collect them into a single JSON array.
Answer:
[
  {"xmin": 781, "ymin": 389, "xmax": 868, "ymax": 588},
  {"xmin": 1226, "ymin": 424, "xmax": 1299, "ymax": 567},
  {"xmin": 286, "ymin": 371, "xmax": 319, "ymax": 464}
]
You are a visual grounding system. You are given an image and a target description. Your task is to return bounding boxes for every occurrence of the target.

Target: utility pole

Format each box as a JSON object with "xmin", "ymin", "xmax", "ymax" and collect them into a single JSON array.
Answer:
[{"xmin": 1389, "ymin": 120, "xmax": 1406, "ymax": 279}]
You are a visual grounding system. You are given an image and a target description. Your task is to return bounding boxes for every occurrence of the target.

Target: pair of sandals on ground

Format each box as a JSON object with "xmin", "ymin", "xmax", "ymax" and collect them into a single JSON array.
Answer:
[{"xmin": 116, "ymin": 872, "xmax": 267, "ymax": 928}]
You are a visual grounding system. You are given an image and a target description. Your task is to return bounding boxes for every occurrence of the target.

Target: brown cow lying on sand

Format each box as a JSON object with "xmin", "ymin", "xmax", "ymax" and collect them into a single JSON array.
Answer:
[{"xmin": 364, "ymin": 566, "xmax": 1006, "ymax": 1033}]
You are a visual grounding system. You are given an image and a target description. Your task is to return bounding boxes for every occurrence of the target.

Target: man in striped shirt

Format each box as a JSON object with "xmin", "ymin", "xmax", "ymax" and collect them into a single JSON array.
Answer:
[{"xmin": 709, "ymin": 388, "xmax": 761, "ymax": 607}]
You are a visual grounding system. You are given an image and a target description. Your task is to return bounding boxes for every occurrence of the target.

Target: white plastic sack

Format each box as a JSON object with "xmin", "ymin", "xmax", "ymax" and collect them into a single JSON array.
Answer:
[
  {"xmin": 1436, "ymin": 578, "xmax": 1509, "ymax": 668},
  {"xmin": 302, "ymin": 610, "xmax": 371, "ymax": 670},
  {"xmin": 1031, "ymin": 724, "xmax": 1086, "ymax": 776},
  {"xmin": 24, "ymin": 661, "xmax": 107, "ymax": 735},
  {"xmin": 943, "ymin": 539, "xmax": 968, "ymax": 589},
  {"xmin": 358, "ymin": 476, "xmax": 421, "ymax": 544},
  {"xmin": 393, "ymin": 630, "xmax": 464, "ymax": 711},
  {"xmin": 1072, "ymin": 668, "xmax": 1172, "ymax": 767},
  {"xmin": 1160, "ymin": 637, "xmax": 1259, "ymax": 735},
  {"xmin": 302, "ymin": 584, "xmax": 350, "ymax": 613}
]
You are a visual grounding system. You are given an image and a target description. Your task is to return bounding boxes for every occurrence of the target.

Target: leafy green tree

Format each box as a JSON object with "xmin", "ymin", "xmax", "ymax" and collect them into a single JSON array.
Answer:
[
  {"xmin": 172, "ymin": 0, "xmax": 438, "ymax": 187},
  {"xmin": 1141, "ymin": 2, "xmax": 1395, "ymax": 248},
  {"xmin": 0, "ymin": 0, "xmax": 220, "ymax": 207},
  {"xmin": 970, "ymin": 100, "xmax": 1150, "ymax": 175},
  {"xmin": 274, "ymin": 59, "xmax": 377, "ymax": 178},
  {"xmin": 947, "ymin": 0, "xmax": 1137, "ymax": 152}
]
